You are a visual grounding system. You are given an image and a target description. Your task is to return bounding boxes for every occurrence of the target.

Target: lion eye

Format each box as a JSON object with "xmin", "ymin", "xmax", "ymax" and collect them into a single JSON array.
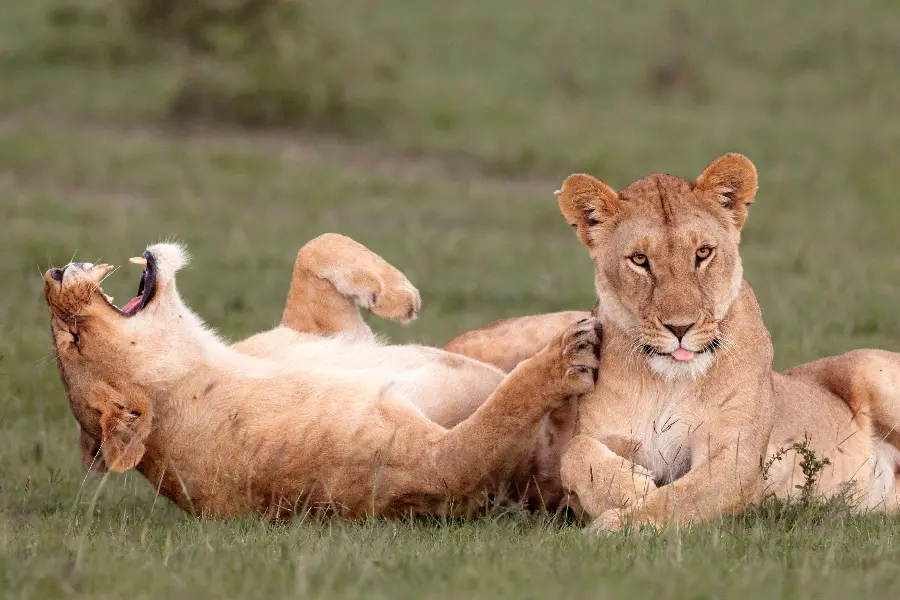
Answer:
[
  {"xmin": 630, "ymin": 253, "xmax": 648, "ymax": 268},
  {"xmin": 696, "ymin": 247, "xmax": 713, "ymax": 262}
]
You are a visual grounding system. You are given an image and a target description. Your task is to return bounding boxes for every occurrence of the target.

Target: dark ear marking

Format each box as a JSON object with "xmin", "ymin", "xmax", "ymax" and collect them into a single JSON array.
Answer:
[
  {"xmin": 696, "ymin": 153, "xmax": 758, "ymax": 230},
  {"xmin": 556, "ymin": 174, "xmax": 621, "ymax": 247}
]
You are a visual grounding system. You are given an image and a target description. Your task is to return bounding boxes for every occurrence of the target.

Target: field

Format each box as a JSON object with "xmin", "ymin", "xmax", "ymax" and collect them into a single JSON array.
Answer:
[{"xmin": 3, "ymin": 0, "xmax": 900, "ymax": 597}]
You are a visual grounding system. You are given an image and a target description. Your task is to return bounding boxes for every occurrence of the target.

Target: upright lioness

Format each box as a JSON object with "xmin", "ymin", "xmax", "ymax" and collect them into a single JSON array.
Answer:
[
  {"xmin": 449, "ymin": 154, "xmax": 900, "ymax": 531},
  {"xmin": 555, "ymin": 154, "xmax": 900, "ymax": 530},
  {"xmin": 46, "ymin": 235, "xmax": 598, "ymax": 520}
]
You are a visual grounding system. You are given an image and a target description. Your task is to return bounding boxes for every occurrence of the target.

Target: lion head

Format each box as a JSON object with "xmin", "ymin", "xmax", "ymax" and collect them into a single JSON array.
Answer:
[
  {"xmin": 556, "ymin": 153, "xmax": 758, "ymax": 379},
  {"xmin": 43, "ymin": 243, "xmax": 200, "ymax": 471}
]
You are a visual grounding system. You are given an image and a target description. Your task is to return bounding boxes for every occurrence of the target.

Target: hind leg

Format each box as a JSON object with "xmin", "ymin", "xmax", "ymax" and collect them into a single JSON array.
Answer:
[
  {"xmin": 785, "ymin": 349, "xmax": 900, "ymax": 437},
  {"xmin": 785, "ymin": 349, "xmax": 900, "ymax": 511},
  {"xmin": 280, "ymin": 233, "xmax": 421, "ymax": 339}
]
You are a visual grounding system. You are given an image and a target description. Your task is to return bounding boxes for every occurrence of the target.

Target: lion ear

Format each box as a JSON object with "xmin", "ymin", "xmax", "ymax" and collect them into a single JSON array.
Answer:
[
  {"xmin": 696, "ymin": 153, "xmax": 758, "ymax": 230},
  {"xmin": 88, "ymin": 383, "xmax": 153, "ymax": 473},
  {"xmin": 555, "ymin": 173, "xmax": 621, "ymax": 247}
]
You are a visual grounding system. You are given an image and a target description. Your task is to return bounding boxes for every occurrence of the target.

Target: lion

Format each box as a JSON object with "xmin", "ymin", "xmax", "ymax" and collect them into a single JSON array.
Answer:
[
  {"xmin": 449, "ymin": 154, "xmax": 900, "ymax": 531},
  {"xmin": 47, "ymin": 234, "xmax": 598, "ymax": 520}
]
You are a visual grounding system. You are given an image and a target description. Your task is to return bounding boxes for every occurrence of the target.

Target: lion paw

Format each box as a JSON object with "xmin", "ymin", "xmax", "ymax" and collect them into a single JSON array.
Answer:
[
  {"xmin": 583, "ymin": 510, "xmax": 624, "ymax": 535},
  {"xmin": 555, "ymin": 317, "xmax": 601, "ymax": 396},
  {"xmin": 365, "ymin": 272, "xmax": 421, "ymax": 324},
  {"xmin": 583, "ymin": 508, "xmax": 661, "ymax": 535},
  {"xmin": 318, "ymin": 252, "xmax": 421, "ymax": 324}
]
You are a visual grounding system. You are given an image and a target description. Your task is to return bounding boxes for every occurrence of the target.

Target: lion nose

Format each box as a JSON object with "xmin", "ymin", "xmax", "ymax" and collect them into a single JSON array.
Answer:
[{"xmin": 663, "ymin": 323, "xmax": 694, "ymax": 342}]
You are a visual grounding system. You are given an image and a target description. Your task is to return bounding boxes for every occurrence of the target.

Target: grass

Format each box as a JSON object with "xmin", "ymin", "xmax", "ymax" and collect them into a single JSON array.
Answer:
[{"xmin": 2, "ymin": 0, "xmax": 900, "ymax": 597}]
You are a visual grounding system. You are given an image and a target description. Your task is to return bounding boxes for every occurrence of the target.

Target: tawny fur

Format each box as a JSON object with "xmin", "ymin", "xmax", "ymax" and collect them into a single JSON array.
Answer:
[
  {"xmin": 46, "ymin": 234, "xmax": 599, "ymax": 520},
  {"xmin": 452, "ymin": 154, "xmax": 900, "ymax": 531},
  {"xmin": 444, "ymin": 311, "xmax": 590, "ymax": 373}
]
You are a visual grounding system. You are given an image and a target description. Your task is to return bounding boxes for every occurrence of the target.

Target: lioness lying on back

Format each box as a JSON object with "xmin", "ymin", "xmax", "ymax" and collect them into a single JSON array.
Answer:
[
  {"xmin": 450, "ymin": 154, "xmax": 900, "ymax": 530},
  {"xmin": 47, "ymin": 234, "xmax": 598, "ymax": 520}
]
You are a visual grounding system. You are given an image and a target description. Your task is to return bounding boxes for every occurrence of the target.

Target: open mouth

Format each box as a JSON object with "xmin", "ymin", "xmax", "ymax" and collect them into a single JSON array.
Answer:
[
  {"xmin": 81, "ymin": 251, "xmax": 157, "ymax": 317},
  {"xmin": 117, "ymin": 251, "xmax": 158, "ymax": 316}
]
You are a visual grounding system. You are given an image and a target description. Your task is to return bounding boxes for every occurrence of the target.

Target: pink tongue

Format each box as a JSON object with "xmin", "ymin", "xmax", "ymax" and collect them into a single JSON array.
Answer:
[
  {"xmin": 122, "ymin": 295, "xmax": 143, "ymax": 314},
  {"xmin": 671, "ymin": 348, "xmax": 695, "ymax": 361}
]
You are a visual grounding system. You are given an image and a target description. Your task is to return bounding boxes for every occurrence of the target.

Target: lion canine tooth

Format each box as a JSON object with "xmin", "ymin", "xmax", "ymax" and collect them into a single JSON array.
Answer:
[
  {"xmin": 553, "ymin": 189, "xmax": 561, "ymax": 196},
  {"xmin": 130, "ymin": 257, "xmax": 148, "ymax": 267},
  {"xmin": 87, "ymin": 263, "xmax": 114, "ymax": 282}
]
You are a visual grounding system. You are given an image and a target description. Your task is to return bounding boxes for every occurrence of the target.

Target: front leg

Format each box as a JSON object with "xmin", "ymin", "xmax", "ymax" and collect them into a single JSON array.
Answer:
[
  {"xmin": 560, "ymin": 435, "xmax": 657, "ymax": 519},
  {"xmin": 444, "ymin": 311, "xmax": 592, "ymax": 372},
  {"xmin": 593, "ymin": 432, "xmax": 766, "ymax": 531},
  {"xmin": 428, "ymin": 318, "xmax": 602, "ymax": 494},
  {"xmin": 281, "ymin": 233, "xmax": 421, "ymax": 339}
]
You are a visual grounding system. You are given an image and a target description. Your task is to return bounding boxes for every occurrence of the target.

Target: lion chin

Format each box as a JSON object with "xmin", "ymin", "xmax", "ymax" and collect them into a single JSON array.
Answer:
[{"xmin": 646, "ymin": 351, "xmax": 715, "ymax": 380}]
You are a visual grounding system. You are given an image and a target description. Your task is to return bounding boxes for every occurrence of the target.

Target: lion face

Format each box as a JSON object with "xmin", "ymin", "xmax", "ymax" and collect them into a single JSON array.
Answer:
[
  {"xmin": 557, "ymin": 153, "xmax": 758, "ymax": 379},
  {"xmin": 44, "ymin": 244, "xmax": 192, "ymax": 468},
  {"xmin": 45, "ymin": 261, "xmax": 136, "ymax": 438}
]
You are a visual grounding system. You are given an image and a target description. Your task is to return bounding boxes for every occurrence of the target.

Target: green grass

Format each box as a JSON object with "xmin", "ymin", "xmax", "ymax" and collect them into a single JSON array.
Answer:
[{"xmin": 3, "ymin": 0, "xmax": 900, "ymax": 598}]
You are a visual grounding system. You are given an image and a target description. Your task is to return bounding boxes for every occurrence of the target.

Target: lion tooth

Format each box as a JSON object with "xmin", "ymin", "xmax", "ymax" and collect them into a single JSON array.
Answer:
[
  {"xmin": 104, "ymin": 294, "xmax": 115, "ymax": 303},
  {"xmin": 130, "ymin": 257, "xmax": 148, "ymax": 268},
  {"xmin": 553, "ymin": 189, "xmax": 561, "ymax": 196},
  {"xmin": 87, "ymin": 263, "xmax": 114, "ymax": 282}
]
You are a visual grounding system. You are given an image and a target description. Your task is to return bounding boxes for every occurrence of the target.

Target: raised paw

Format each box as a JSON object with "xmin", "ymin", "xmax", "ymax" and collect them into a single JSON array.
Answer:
[
  {"xmin": 364, "ymin": 270, "xmax": 421, "ymax": 324},
  {"xmin": 556, "ymin": 317, "xmax": 601, "ymax": 396},
  {"xmin": 302, "ymin": 233, "xmax": 422, "ymax": 324}
]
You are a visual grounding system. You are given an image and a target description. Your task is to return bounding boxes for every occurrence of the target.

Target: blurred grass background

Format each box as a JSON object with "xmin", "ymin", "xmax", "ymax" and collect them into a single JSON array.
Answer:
[{"xmin": 2, "ymin": 0, "xmax": 900, "ymax": 598}]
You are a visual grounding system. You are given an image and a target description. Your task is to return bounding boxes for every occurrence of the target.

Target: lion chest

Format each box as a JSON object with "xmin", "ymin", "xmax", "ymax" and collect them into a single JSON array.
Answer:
[{"xmin": 578, "ymin": 378, "xmax": 707, "ymax": 486}]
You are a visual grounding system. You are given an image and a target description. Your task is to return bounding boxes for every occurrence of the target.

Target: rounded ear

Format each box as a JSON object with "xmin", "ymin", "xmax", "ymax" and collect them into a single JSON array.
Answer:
[
  {"xmin": 100, "ymin": 410, "xmax": 150, "ymax": 472},
  {"xmin": 696, "ymin": 153, "xmax": 758, "ymax": 230},
  {"xmin": 555, "ymin": 173, "xmax": 621, "ymax": 247},
  {"xmin": 88, "ymin": 382, "xmax": 153, "ymax": 473}
]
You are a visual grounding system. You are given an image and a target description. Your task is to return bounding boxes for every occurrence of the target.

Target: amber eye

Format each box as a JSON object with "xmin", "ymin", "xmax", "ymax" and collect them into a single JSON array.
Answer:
[
  {"xmin": 696, "ymin": 246, "xmax": 713, "ymax": 261},
  {"xmin": 630, "ymin": 253, "xmax": 648, "ymax": 267}
]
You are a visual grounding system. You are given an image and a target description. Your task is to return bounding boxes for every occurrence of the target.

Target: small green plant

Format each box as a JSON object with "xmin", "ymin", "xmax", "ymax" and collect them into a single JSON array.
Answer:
[{"xmin": 761, "ymin": 434, "xmax": 832, "ymax": 506}]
